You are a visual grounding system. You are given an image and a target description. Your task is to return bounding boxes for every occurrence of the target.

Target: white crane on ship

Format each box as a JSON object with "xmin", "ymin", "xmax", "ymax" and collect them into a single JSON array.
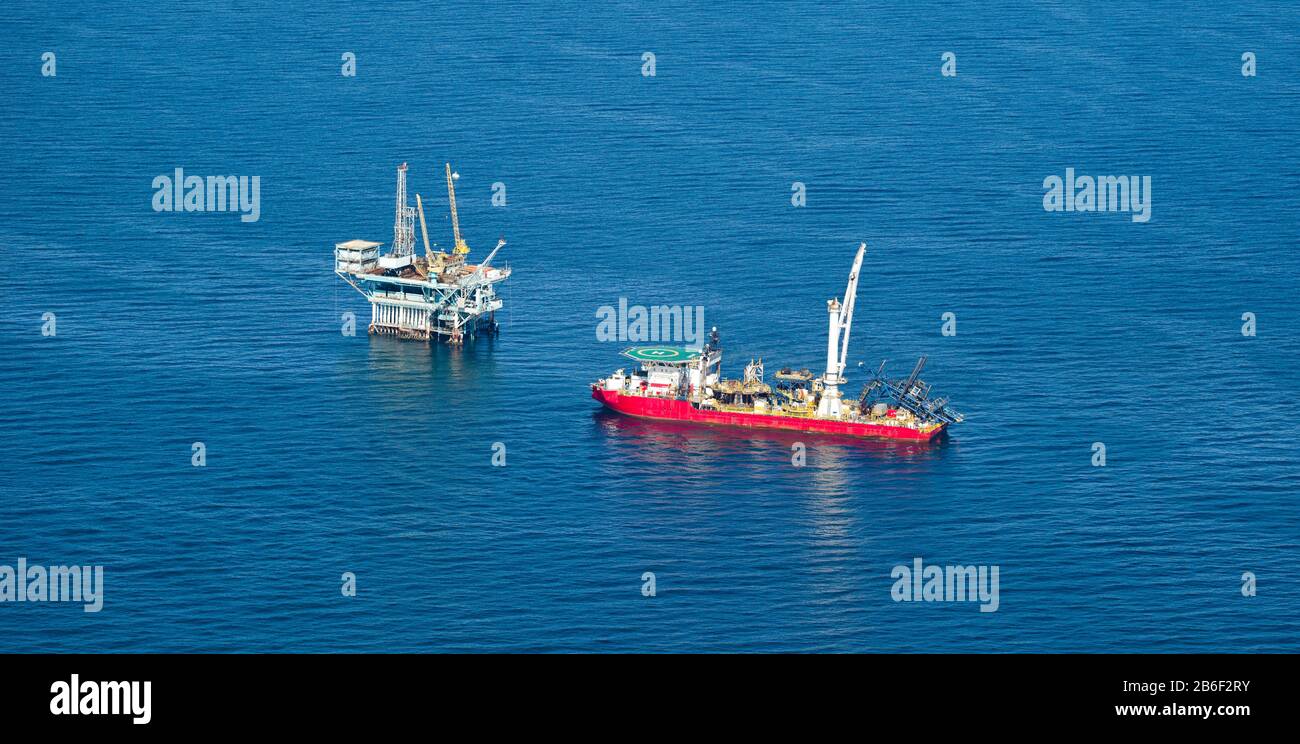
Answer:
[{"xmin": 816, "ymin": 242, "xmax": 867, "ymax": 418}]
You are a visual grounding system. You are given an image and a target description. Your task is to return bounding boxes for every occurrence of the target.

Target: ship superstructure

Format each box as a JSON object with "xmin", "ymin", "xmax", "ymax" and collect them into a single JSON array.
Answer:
[
  {"xmin": 334, "ymin": 163, "xmax": 510, "ymax": 344},
  {"xmin": 591, "ymin": 243, "xmax": 964, "ymax": 441}
]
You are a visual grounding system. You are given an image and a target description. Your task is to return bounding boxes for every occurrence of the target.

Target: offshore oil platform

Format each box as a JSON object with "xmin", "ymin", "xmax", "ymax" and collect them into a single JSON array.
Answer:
[{"xmin": 334, "ymin": 162, "xmax": 509, "ymax": 344}]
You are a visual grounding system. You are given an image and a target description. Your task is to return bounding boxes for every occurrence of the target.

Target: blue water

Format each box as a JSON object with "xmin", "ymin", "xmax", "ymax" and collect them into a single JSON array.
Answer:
[{"xmin": 2, "ymin": 2, "xmax": 1298, "ymax": 652}]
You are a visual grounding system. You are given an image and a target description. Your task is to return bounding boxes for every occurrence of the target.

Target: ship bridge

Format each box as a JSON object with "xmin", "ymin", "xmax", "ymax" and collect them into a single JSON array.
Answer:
[{"xmin": 619, "ymin": 345, "xmax": 722, "ymax": 400}]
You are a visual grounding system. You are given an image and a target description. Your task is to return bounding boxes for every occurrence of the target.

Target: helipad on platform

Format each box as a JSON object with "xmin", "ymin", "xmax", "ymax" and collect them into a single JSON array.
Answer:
[{"xmin": 620, "ymin": 346, "xmax": 702, "ymax": 364}]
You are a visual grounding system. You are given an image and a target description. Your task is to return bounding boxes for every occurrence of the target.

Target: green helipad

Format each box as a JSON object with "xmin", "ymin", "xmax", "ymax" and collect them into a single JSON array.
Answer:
[{"xmin": 621, "ymin": 346, "xmax": 702, "ymax": 364}]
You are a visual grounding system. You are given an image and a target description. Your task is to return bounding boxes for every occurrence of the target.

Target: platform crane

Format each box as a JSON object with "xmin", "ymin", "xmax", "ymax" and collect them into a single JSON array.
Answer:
[
  {"xmin": 413, "ymin": 193, "xmax": 434, "ymax": 277},
  {"xmin": 445, "ymin": 162, "xmax": 470, "ymax": 256}
]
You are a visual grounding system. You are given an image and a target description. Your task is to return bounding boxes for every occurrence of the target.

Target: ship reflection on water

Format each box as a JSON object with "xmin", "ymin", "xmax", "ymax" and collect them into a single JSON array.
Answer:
[{"xmin": 589, "ymin": 408, "xmax": 955, "ymax": 588}]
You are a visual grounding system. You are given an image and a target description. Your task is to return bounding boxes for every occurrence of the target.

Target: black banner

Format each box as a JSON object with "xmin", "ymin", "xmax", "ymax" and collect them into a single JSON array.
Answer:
[{"xmin": 0, "ymin": 654, "xmax": 1284, "ymax": 731}]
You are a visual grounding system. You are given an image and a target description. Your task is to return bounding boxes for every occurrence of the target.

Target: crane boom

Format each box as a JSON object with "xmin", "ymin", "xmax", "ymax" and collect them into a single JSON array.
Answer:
[
  {"xmin": 465, "ymin": 239, "xmax": 507, "ymax": 282},
  {"xmin": 836, "ymin": 242, "xmax": 867, "ymax": 376},
  {"xmin": 445, "ymin": 162, "xmax": 470, "ymax": 256},
  {"xmin": 900, "ymin": 356, "xmax": 928, "ymax": 398},
  {"xmin": 416, "ymin": 194, "xmax": 432, "ymax": 258}
]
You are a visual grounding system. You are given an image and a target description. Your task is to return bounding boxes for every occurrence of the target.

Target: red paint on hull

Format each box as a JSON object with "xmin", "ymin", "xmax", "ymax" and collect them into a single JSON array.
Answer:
[{"xmin": 591, "ymin": 388, "xmax": 945, "ymax": 441}]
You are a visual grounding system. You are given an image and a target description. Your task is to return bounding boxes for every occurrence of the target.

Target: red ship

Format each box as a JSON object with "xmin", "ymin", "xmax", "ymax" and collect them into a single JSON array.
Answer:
[{"xmin": 591, "ymin": 243, "xmax": 963, "ymax": 441}]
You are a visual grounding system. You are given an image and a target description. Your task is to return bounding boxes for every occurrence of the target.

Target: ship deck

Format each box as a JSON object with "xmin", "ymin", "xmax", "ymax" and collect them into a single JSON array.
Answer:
[{"xmin": 611, "ymin": 388, "xmax": 936, "ymax": 431}]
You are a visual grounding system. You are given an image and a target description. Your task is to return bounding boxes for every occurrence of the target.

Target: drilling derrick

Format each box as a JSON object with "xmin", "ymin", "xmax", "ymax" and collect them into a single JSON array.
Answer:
[{"xmin": 392, "ymin": 163, "xmax": 415, "ymax": 259}]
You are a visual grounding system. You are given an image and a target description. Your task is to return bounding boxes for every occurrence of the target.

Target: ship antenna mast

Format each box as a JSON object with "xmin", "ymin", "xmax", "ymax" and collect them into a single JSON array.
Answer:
[{"xmin": 445, "ymin": 162, "xmax": 470, "ymax": 256}]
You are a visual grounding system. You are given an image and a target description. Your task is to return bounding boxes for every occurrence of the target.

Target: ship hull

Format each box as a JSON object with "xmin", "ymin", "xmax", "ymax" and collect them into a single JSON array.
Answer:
[{"xmin": 591, "ymin": 388, "xmax": 945, "ymax": 441}]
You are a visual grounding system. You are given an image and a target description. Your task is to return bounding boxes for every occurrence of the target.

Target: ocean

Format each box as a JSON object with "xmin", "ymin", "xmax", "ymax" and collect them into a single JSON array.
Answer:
[{"xmin": 2, "ymin": 1, "xmax": 1297, "ymax": 652}]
